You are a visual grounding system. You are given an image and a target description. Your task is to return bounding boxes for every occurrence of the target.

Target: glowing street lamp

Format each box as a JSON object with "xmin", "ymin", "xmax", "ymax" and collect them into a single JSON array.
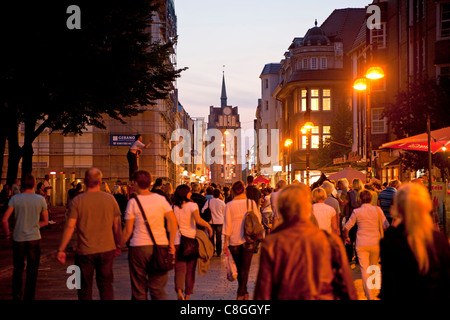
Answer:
[
  {"xmin": 301, "ymin": 122, "xmax": 314, "ymax": 187},
  {"xmin": 353, "ymin": 65, "xmax": 385, "ymax": 182},
  {"xmin": 284, "ymin": 138, "xmax": 293, "ymax": 183}
]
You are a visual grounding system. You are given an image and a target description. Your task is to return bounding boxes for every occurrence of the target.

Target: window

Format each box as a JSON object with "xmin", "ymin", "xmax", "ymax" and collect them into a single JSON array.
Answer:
[
  {"xmin": 303, "ymin": 58, "xmax": 308, "ymax": 70},
  {"xmin": 265, "ymin": 100, "xmax": 269, "ymax": 111},
  {"xmin": 323, "ymin": 126, "xmax": 331, "ymax": 144},
  {"xmin": 265, "ymin": 79, "xmax": 269, "ymax": 89},
  {"xmin": 372, "ymin": 108, "xmax": 387, "ymax": 134},
  {"xmin": 311, "ymin": 89, "xmax": 319, "ymax": 111},
  {"xmin": 320, "ymin": 57, "xmax": 327, "ymax": 70},
  {"xmin": 322, "ymin": 89, "xmax": 331, "ymax": 111},
  {"xmin": 311, "ymin": 57, "xmax": 318, "ymax": 70},
  {"xmin": 440, "ymin": 3, "xmax": 450, "ymax": 39},
  {"xmin": 301, "ymin": 89, "xmax": 307, "ymax": 111},
  {"xmin": 302, "ymin": 126, "xmax": 320, "ymax": 149},
  {"xmin": 370, "ymin": 23, "xmax": 386, "ymax": 48}
]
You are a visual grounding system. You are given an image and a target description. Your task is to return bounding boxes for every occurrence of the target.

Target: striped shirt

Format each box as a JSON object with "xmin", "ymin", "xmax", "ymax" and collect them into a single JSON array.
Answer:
[{"xmin": 378, "ymin": 187, "xmax": 396, "ymax": 218}]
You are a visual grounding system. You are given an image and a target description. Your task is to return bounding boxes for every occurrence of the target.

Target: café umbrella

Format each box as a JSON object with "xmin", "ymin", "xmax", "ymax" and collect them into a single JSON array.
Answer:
[{"xmin": 380, "ymin": 126, "xmax": 450, "ymax": 154}]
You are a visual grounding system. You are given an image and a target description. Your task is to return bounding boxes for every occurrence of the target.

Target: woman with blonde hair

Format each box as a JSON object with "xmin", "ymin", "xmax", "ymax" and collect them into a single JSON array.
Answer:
[{"xmin": 379, "ymin": 183, "xmax": 450, "ymax": 300}]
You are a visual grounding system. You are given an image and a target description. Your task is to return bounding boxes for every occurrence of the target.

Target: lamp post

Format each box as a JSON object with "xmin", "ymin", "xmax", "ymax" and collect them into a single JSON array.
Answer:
[
  {"xmin": 284, "ymin": 138, "xmax": 293, "ymax": 184},
  {"xmin": 301, "ymin": 122, "xmax": 314, "ymax": 187},
  {"xmin": 353, "ymin": 66, "xmax": 385, "ymax": 183}
]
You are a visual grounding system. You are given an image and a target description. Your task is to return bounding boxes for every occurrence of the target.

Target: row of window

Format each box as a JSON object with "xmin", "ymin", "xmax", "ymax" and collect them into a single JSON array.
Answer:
[
  {"xmin": 297, "ymin": 89, "xmax": 331, "ymax": 112},
  {"xmin": 296, "ymin": 125, "xmax": 331, "ymax": 150},
  {"xmin": 299, "ymin": 57, "xmax": 328, "ymax": 70}
]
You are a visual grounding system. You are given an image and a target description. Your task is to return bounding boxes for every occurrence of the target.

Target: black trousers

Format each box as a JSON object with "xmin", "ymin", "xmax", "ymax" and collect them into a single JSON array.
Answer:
[
  {"xmin": 127, "ymin": 151, "xmax": 138, "ymax": 181},
  {"xmin": 12, "ymin": 240, "xmax": 41, "ymax": 301},
  {"xmin": 228, "ymin": 243, "xmax": 255, "ymax": 297},
  {"xmin": 209, "ymin": 224, "xmax": 223, "ymax": 256}
]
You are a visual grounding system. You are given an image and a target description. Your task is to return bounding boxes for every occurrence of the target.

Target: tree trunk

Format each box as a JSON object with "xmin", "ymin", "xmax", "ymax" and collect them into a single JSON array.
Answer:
[
  {"xmin": 6, "ymin": 123, "xmax": 22, "ymax": 186},
  {"xmin": 21, "ymin": 117, "xmax": 37, "ymax": 178}
]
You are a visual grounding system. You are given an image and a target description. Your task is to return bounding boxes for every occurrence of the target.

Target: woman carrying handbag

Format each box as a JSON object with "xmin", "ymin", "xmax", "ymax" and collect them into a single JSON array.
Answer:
[
  {"xmin": 173, "ymin": 185, "xmax": 212, "ymax": 300},
  {"xmin": 121, "ymin": 170, "xmax": 177, "ymax": 300}
]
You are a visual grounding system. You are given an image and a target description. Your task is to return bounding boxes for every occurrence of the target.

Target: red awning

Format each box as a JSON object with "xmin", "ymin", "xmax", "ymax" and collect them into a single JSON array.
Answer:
[
  {"xmin": 380, "ymin": 127, "xmax": 450, "ymax": 154},
  {"xmin": 253, "ymin": 176, "xmax": 270, "ymax": 184}
]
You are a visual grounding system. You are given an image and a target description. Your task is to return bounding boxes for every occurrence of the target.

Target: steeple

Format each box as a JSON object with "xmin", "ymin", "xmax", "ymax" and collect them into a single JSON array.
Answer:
[{"xmin": 221, "ymin": 70, "xmax": 227, "ymax": 108}]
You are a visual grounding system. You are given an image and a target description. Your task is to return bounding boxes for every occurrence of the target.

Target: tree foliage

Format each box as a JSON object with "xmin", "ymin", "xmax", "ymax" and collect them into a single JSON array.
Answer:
[
  {"xmin": 383, "ymin": 77, "xmax": 450, "ymax": 178},
  {"xmin": 0, "ymin": 1, "xmax": 186, "ymax": 183}
]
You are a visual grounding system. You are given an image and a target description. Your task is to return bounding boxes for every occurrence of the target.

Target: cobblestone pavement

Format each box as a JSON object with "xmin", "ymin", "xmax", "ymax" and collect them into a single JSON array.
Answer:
[{"xmin": 0, "ymin": 248, "xmax": 367, "ymax": 300}]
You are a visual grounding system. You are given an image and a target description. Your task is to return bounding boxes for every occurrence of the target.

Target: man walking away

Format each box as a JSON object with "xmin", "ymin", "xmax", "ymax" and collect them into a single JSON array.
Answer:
[
  {"xmin": 202, "ymin": 188, "xmax": 226, "ymax": 257},
  {"xmin": 2, "ymin": 174, "xmax": 48, "ymax": 301},
  {"xmin": 57, "ymin": 168, "xmax": 122, "ymax": 300},
  {"xmin": 378, "ymin": 179, "xmax": 400, "ymax": 226}
]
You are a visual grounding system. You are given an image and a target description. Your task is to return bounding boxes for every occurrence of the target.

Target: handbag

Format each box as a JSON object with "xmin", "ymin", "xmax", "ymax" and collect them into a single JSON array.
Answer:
[
  {"xmin": 174, "ymin": 205, "xmax": 199, "ymax": 260},
  {"xmin": 323, "ymin": 231, "xmax": 351, "ymax": 300},
  {"xmin": 201, "ymin": 199, "xmax": 212, "ymax": 222},
  {"xmin": 378, "ymin": 210, "xmax": 384, "ymax": 239},
  {"xmin": 179, "ymin": 235, "xmax": 199, "ymax": 259},
  {"xmin": 224, "ymin": 252, "xmax": 238, "ymax": 282},
  {"xmin": 133, "ymin": 195, "xmax": 174, "ymax": 272}
]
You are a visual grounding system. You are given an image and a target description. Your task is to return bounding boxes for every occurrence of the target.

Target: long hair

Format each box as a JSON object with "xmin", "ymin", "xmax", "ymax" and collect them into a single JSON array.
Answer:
[
  {"xmin": 392, "ymin": 183, "xmax": 434, "ymax": 274},
  {"xmin": 351, "ymin": 178, "xmax": 364, "ymax": 206},
  {"xmin": 173, "ymin": 184, "xmax": 191, "ymax": 209}
]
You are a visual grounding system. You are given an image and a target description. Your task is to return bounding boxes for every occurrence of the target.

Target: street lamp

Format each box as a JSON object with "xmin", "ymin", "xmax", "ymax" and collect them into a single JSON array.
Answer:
[
  {"xmin": 301, "ymin": 121, "xmax": 314, "ymax": 187},
  {"xmin": 353, "ymin": 65, "xmax": 385, "ymax": 183},
  {"xmin": 284, "ymin": 138, "xmax": 293, "ymax": 184}
]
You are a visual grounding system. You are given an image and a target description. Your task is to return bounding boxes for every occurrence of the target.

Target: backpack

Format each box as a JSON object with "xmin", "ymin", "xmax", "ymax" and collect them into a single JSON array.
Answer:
[{"xmin": 244, "ymin": 199, "xmax": 265, "ymax": 243}]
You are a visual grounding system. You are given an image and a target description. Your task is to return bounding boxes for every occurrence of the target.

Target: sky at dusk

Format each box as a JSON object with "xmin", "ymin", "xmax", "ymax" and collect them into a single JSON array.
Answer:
[{"xmin": 175, "ymin": 0, "xmax": 372, "ymax": 140}]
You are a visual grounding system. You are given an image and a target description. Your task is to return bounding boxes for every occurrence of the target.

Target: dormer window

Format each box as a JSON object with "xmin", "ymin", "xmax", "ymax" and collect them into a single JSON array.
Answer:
[
  {"xmin": 303, "ymin": 59, "xmax": 308, "ymax": 70},
  {"xmin": 311, "ymin": 58, "xmax": 318, "ymax": 70},
  {"xmin": 320, "ymin": 57, "xmax": 327, "ymax": 69}
]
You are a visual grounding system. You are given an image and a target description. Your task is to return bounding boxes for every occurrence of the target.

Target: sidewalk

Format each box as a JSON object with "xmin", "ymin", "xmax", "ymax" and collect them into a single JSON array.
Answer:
[{"xmin": 0, "ymin": 206, "xmax": 76, "ymax": 279}]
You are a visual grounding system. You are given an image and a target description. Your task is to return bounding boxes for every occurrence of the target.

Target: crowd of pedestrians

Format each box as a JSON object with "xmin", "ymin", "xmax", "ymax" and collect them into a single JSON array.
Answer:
[{"xmin": 1, "ymin": 168, "xmax": 449, "ymax": 301}]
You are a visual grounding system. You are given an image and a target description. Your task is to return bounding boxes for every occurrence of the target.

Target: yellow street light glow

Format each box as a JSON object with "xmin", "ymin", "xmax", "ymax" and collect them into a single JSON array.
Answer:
[
  {"xmin": 224, "ymin": 130, "xmax": 230, "ymax": 135},
  {"xmin": 365, "ymin": 66, "xmax": 385, "ymax": 80},
  {"xmin": 284, "ymin": 138, "xmax": 293, "ymax": 147},
  {"xmin": 353, "ymin": 78, "xmax": 367, "ymax": 90},
  {"xmin": 303, "ymin": 122, "xmax": 314, "ymax": 130},
  {"xmin": 221, "ymin": 143, "xmax": 225, "ymax": 147}
]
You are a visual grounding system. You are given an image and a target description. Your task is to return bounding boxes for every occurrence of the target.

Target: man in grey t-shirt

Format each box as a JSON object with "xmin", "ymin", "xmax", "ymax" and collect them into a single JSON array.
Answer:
[{"xmin": 2, "ymin": 174, "xmax": 48, "ymax": 301}]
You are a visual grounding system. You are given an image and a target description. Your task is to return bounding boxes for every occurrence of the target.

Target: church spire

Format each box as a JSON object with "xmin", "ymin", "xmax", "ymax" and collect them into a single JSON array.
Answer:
[{"xmin": 221, "ymin": 68, "xmax": 227, "ymax": 108}]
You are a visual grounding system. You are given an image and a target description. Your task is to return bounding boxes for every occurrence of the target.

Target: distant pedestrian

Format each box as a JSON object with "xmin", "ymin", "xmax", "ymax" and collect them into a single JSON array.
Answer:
[
  {"xmin": 260, "ymin": 187, "xmax": 273, "ymax": 234},
  {"xmin": 57, "ymin": 168, "xmax": 122, "ymax": 300},
  {"xmin": 312, "ymin": 187, "xmax": 339, "ymax": 235},
  {"xmin": 173, "ymin": 184, "xmax": 212, "ymax": 300},
  {"xmin": 380, "ymin": 183, "xmax": 450, "ymax": 300},
  {"xmin": 121, "ymin": 170, "xmax": 177, "ymax": 300},
  {"xmin": 11, "ymin": 179, "xmax": 21, "ymax": 195},
  {"xmin": 254, "ymin": 184, "xmax": 357, "ymax": 300},
  {"xmin": 202, "ymin": 188, "xmax": 226, "ymax": 257},
  {"xmin": 343, "ymin": 190, "xmax": 389, "ymax": 300},
  {"xmin": 271, "ymin": 180, "xmax": 287, "ymax": 228},
  {"xmin": 223, "ymin": 180, "xmax": 261, "ymax": 300},
  {"xmin": 378, "ymin": 179, "xmax": 400, "ymax": 226},
  {"xmin": 321, "ymin": 181, "xmax": 341, "ymax": 236},
  {"xmin": 345, "ymin": 178, "xmax": 365, "ymax": 263},
  {"xmin": 2, "ymin": 174, "xmax": 48, "ymax": 300},
  {"xmin": 43, "ymin": 174, "xmax": 56, "ymax": 224}
]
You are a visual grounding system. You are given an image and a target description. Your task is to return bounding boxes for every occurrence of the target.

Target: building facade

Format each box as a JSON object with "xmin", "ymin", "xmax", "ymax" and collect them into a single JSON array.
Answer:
[{"xmin": 207, "ymin": 74, "xmax": 242, "ymax": 185}]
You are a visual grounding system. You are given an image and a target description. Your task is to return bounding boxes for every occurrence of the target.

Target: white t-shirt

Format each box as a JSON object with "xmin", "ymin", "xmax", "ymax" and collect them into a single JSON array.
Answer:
[
  {"xmin": 130, "ymin": 140, "xmax": 145, "ymax": 151},
  {"xmin": 202, "ymin": 198, "xmax": 226, "ymax": 224},
  {"xmin": 173, "ymin": 201, "xmax": 199, "ymax": 245},
  {"xmin": 223, "ymin": 198, "xmax": 261, "ymax": 246},
  {"xmin": 312, "ymin": 202, "xmax": 336, "ymax": 234},
  {"xmin": 125, "ymin": 193, "xmax": 172, "ymax": 246}
]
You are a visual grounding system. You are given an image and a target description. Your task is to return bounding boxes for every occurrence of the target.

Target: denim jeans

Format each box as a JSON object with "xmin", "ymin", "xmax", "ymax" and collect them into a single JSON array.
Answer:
[
  {"xmin": 210, "ymin": 224, "xmax": 223, "ymax": 256},
  {"xmin": 128, "ymin": 246, "xmax": 169, "ymax": 300},
  {"xmin": 75, "ymin": 250, "xmax": 115, "ymax": 300},
  {"xmin": 228, "ymin": 243, "xmax": 255, "ymax": 297},
  {"xmin": 12, "ymin": 240, "xmax": 41, "ymax": 301}
]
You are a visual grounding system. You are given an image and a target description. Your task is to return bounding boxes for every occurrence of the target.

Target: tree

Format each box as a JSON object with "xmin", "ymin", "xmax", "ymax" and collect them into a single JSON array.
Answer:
[
  {"xmin": 0, "ymin": 1, "xmax": 186, "ymax": 184},
  {"xmin": 316, "ymin": 97, "xmax": 353, "ymax": 168},
  {"xmin": 383, "ymin": 77, "xmax": 450, "ymax": 179}
]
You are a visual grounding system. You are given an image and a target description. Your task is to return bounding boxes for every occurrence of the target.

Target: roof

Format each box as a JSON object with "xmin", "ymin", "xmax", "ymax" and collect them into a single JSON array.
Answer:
[
  {"xmin": 260, "ymin": 63, "xmax": 282, "ymax": 76},
  {"xmin": 320, "ymin": 8, "xmax": 367, "ymax": 53},
  {"xmin": 349, "ymin": 20, "xmax": 367, "ymax": 54},
  {"xmin": 287, "ymin": 69, "xmax": 349, "ymax": 83}
]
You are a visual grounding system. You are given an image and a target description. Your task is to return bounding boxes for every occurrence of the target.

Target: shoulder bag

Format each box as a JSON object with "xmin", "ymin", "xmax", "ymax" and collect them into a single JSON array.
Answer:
[
  {"xmin": 133, "ymin": 195, "xmax": 174, "ymax": 272},
  {"xmin": 201, "ymin": 199, "xmax": 212, "ymax": 222}
]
